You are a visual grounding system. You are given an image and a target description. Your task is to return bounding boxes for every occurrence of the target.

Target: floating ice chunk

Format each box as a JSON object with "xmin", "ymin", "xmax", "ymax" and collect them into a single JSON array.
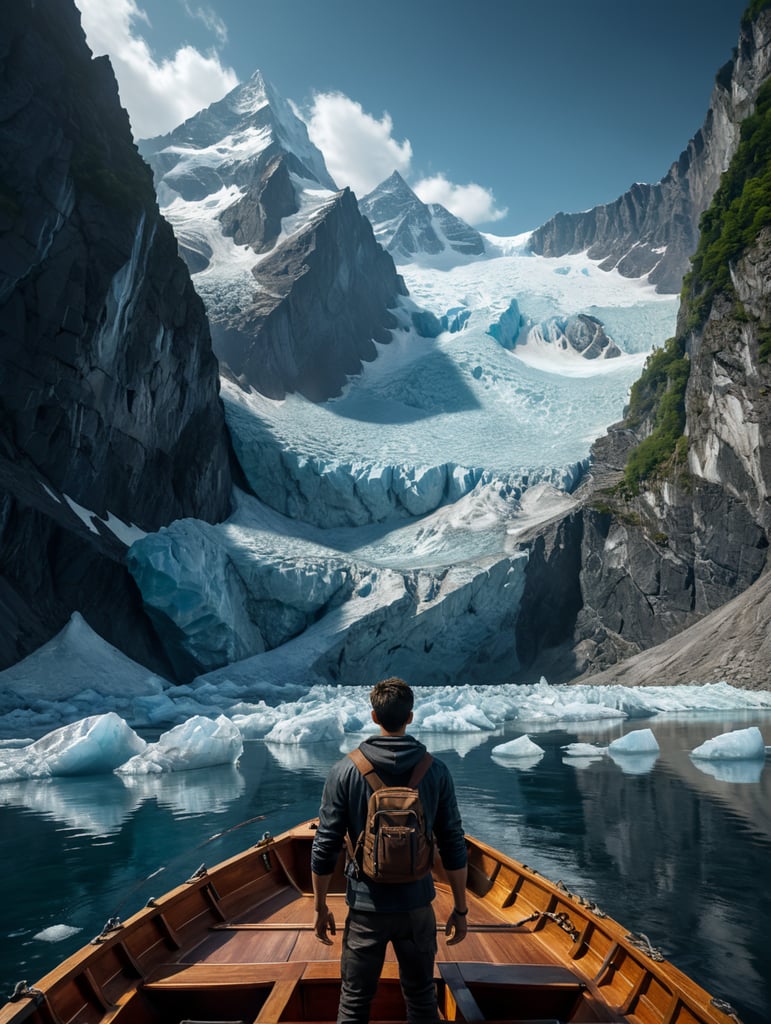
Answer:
[
  {"xmin": 232, "ymin": 701, "xmax": 285, "ymax": 738},
  {"xmin": 0, "ymin": 713, "xmax": 146, "ymax": 781},
  {"xmin": 34, "ymin": 924, "xmax": 82, "ymax": 942},
  {"xmin": 418, "ymin": 706, "xmax": 496, "ymax": 732},
  {"xmin": 690, "ymin": 726, "xmax": 766, "ymax": 761},
  {"xmin": 491, "ymin": 735, "xmax": 544, "ymax": 758},
  {"xmin": 116, "ymin": 715, "xmax": 242, "ymax": 774},
  {"xmin": 608, "ymin": 728, "xmax": 659, "ymax": 754},
  {"xmin": 264, "ymin": 706, "xmax": 346, "ymax": 745},
  {"xmin": 562, "ymin": 742, "xmax": 607, "ymax": 757}
]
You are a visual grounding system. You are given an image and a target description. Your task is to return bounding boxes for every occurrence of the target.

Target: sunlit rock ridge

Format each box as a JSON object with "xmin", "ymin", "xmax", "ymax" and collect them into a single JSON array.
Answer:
[
  {"xmin": 529, "ymin": 8, "xmax": 771, "ymax": 293},
  {"xmin": 0, "ymin": 0, "xmax": 232, "ymax": 672},
  {"xmin": 139, "ymin": 73, "xmax": 409, "ymax": 402}
]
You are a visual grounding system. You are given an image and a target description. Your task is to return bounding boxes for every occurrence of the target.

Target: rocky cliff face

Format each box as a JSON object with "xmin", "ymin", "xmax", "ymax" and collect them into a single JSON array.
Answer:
[
  {"xmin": 528, "ymin": 9, "xmax": 771, "ymax": 294},
  {"xmin": 0, "ymin": 0, "xmax": 233, "ymax": 672},
  {"xmin": 214, "ymin": 187, "xmax": 407, "ymax": 400},
  {"xmin": 510, "ymin": 42, "xmax": 771, "ymax": 686},
  {"xmin": 141, "ymin": 74, "xmax": 408, "ymax": 402}
]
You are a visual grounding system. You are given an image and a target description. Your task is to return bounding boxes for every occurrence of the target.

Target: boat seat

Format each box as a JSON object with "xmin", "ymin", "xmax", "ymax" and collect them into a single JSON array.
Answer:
[
  {"xmin": 146, "ymin": 962, "xmax": 303, "ymax": 1023},
  {"xmin": 438, "ymin": 961, "xmax": 584, "ymax": 1022}
]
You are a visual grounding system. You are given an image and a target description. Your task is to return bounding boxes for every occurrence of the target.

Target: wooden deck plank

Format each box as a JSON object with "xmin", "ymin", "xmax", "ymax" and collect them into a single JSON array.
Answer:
[{"xmin": 252, "ymin": 964, "xmax": 304, "ymax": 1022}]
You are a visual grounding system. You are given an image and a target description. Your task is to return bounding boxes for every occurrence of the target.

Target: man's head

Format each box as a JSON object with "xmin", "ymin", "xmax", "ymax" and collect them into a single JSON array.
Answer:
[{"xmin": 370, "ymin": 677, "xmax": 414, "ymax": 734}]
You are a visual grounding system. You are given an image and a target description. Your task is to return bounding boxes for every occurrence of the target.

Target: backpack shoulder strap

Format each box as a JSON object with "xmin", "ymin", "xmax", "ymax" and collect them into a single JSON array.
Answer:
[
  {"xmin": 348, "ymin": 748, "xmax": 385, "ymax": 791},
  {"xmin": 407, "ymin": 752, "xmax": 433, "ymax": 788}
]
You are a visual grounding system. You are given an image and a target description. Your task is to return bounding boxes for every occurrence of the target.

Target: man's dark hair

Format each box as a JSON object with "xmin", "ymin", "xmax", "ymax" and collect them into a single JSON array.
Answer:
[{"xmin": 370, "ymin": 677, "xmax": 414, "ymax": 732}]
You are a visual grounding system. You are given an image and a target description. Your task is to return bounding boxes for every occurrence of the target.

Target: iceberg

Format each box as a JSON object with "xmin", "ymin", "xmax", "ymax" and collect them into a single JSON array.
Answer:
[
  {"xmin": 690, "ymin": 726, "xmax": 766, "ymax": 760},
  {"xmin": 264, "ymin": 708, "xmax": 347, "ymax": 745},
  {"xmin": 562, "ymin": 742, "xmax": 607, "ymax": 757},
  {"xmin": 491, "ymin": 735, "xmax": 545, "ymax": 758},
  {"xmin": 608, "ymin": 728, "xmax": 660, "ymax": 754},
  {"xmin": 116, "ymin": 715, "xmax": 243, "ymax": 774},
  {"xmin": 0, "ymin": 713, "xmax": 146, "ymax": 781}
]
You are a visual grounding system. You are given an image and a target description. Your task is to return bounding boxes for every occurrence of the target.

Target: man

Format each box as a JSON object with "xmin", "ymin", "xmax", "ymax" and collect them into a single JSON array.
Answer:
[{"xmin": 311, "ymin": 677, "xmax": 468, "ymax": 1024}]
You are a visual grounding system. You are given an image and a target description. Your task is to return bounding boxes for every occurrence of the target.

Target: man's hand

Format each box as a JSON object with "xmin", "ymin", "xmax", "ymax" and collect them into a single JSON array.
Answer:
[
  {"xmin": 445, "ymin": 908, "xmax": 468, "ymax": 946},
  {"xmin": 314, "ymin": 904, "xmax": 337, "ymax": 945}
]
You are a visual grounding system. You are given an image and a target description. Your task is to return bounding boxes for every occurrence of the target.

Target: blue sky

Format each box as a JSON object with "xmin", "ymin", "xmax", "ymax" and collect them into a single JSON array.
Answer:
[{"xmin": 75, "ymin": 0, "xmax": 749, "ymax": 234}]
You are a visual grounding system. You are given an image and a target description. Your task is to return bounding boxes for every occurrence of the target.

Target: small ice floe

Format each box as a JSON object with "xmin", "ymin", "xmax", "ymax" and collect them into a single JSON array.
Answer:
[
  {"xmin": 33, "ymin": 924, "xmax": 82, "ymax": 942},
  {"xmin": 562, "ymin": 742, "xmax": 607, "ymax": 758},
  {"xmin": 690, "ymin": 726, "xmax": 766, "ymax": 761},
  {"xmin": 608, "ymin": 728, "xmax": 660, "ymax": 754},
  {"xmin": 115, "ymin": 715, "xmax": 242, "ymax": 774},
  {"xmin": 561, "ymin": 742, "xmax": 606, "ymax": 769},
  {"xmin": 264, "ymin": 707, "xmax": 346, "ymax": 745},
  {"xmin": 607, "ymin": 728, "xmax": 660, "ymax": 775},
  {"xmin": 491, "ymin": 735, "xmax": 544, "ymax": 770}
]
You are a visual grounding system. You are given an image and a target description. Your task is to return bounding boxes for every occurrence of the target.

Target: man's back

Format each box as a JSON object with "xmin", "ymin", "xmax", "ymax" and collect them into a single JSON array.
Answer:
[{"xmin": 310, "ymin": 677, "xmax": 469, "ymax": 1024}]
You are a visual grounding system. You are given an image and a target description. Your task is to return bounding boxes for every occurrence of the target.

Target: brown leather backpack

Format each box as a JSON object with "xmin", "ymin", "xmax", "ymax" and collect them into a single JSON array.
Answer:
[{"xmin": 346, "ymin": 748, "xmax": 434, "ymax": 884}]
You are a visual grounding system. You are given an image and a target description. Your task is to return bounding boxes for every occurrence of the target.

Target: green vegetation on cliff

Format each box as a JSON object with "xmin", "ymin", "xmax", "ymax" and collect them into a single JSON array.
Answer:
[
  {"xmin": 620, "ymin": 38, "xmax": 771, "ymax": 494},
  {"xmin": 621, "ymin": 336, "xmax": 689, "ymax": 495},
  {"xmin": 742, "ymin": 0, "xmax": 771, "ymax": 28},
  {"xmin": 683, "ymin": 75, "xmax": 771, "ymax": 329}
]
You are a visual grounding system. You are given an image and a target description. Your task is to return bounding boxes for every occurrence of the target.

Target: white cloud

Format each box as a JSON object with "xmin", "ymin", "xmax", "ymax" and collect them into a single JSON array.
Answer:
[
  {"xmin": 180, "ymin": 1, "xmax": 228, "ymax": 46},
  {"xmin": 413, "ymin": 174, "xmax": 508, "ymax": 226},
  {"xmin": 75, "ymin": 0, "xmax": 238, "ymax": 139},
  {"xmin": 304, "ymin": 92, "xmax": 412, "ymax": 199}
]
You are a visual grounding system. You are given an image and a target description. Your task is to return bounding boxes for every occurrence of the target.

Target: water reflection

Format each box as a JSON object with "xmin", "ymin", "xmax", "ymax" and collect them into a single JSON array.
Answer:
[
  {"xmin": 608, "ymin": 751, "xmax": 659, "ymax": 775},
  {"xmin": 491, "ymin": 751, "xmax": 544, "ymax": 771},
  {"xmin": 689, "ymin": 757, "xmax": 765, "ymax": 784},
  {"xmin": 0, "ymin": 775, "xmax": 142, "ymax": 836},
  {"xmin": 118, "ymin": 764, "xmax": 245, "ymax": 815}
]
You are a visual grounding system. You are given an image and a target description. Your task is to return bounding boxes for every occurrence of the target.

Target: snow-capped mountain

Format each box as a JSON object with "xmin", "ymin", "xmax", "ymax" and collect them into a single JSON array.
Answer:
[
  {"xmin": 139, "ymin": 73, "xmax": 407, "ymax": 401},
  {"xmin": 360, "ymin": 171, "xmax": 485, "ymax": 261}
]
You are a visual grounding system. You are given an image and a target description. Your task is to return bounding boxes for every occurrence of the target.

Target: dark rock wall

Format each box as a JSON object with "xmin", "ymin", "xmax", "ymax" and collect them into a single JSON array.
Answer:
[
  {"xmin": 0, "ymin": 0, "xmax": 233, "ymax": 672},
  {"xmin": 214, "ymin": 188, "xmax": 408, "ymax": 401}
]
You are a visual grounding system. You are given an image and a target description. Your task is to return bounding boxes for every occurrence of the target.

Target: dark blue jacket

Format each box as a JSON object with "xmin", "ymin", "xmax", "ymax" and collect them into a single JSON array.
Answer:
[{"xmin": 311, "ymin": 734, "xmax": 467, "ymax": 912}]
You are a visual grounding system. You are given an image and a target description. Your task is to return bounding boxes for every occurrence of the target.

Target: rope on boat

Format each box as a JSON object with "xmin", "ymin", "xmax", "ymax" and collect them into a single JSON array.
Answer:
[
  {"xmin": 8, "ymin": 981, "xmax": 43, "ymax": 1004},
  {"xmin": 555, "ymin": 879, "xmax": 607, "ymax": 918},
  {"xmin": 710, "ymin": 997, "xmax": 745, "ymax": 1022},
  {"xmin": 624, "ymin": 931, "xmax": 665, "ymax": 962},
  {"xmin": 256, "ymin": 831, "xmax": 304, "ymax": 894},
  {"xmin": 512, "ymin": 909, "xmax": 580, "ymax": 941}
]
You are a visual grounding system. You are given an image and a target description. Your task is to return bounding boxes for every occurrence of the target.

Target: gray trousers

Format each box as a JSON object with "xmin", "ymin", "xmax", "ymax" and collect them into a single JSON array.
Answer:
[{"xmin": 337, "ymin": 905, "xmax": 439, "ymax": 1024}]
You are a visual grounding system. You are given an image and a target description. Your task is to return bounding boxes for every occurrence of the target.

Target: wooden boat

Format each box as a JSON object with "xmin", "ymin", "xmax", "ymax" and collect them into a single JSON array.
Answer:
[{"xmin": 1, "ymin": 819, "xmax": 742, "ymax": 1024}]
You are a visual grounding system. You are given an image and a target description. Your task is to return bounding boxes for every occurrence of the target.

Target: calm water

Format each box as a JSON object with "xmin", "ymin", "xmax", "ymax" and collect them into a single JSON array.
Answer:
[{"xmin": 1, "ymin": 712, "xmax": 770, "ymax": 1024}]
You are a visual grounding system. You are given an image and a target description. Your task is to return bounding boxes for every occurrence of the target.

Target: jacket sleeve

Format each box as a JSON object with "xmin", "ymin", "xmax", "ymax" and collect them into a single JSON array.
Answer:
[
  {"xmin": 311, "ymin": 758, "xmax": 354, "ymax": 876},
  {"xmin": 431, "ymin": 763, "xmax": 467, "ymax": 871}
]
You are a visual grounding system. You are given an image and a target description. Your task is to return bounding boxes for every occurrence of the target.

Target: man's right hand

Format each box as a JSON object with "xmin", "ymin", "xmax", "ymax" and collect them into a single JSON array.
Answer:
[{"xmin": 314, "ymin": 904, "xmax": 337, "ymax": 945}]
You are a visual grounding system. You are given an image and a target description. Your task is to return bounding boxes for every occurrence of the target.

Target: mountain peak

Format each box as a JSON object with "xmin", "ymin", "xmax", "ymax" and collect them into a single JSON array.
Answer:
[
  {"xmin": 140, "ymin": 71, "xmax": 336, "ymax": 193},
  {"xmin": 360, "ymin": 172, "xmax": 485, "ymax": 262}
]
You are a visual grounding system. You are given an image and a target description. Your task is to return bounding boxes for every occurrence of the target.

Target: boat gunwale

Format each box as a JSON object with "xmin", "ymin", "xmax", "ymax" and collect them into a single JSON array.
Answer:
[{"xmin": 0, "ymin": 819, "xmax": 739, "ymax": 1024}]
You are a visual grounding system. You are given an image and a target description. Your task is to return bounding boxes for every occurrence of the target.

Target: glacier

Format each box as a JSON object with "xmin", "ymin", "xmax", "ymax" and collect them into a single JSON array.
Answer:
[
  {"xmin": 125, "ymin": 71, "xmax": 686, "ymax": 686},
  {"xmin": 126, "ymin": 239, "xmax": 676, "ymax": 682}
]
